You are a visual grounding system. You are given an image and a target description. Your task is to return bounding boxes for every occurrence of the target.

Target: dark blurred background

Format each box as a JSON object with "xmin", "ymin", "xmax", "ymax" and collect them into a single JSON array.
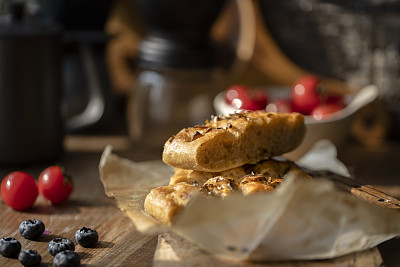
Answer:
[{"xmin": 1, "ymin": 0, "xmax": 400, "ymax": 163}]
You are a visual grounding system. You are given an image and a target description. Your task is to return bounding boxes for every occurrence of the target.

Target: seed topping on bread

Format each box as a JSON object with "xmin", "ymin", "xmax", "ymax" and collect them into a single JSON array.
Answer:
[
  {"xmin": 163, "ymin": 111, "xmax": 306, "ymax": 172},
  {"xmin": 144, "ymin": 158, "xmax": 312, "ymax": 224},
  {"xmin": 201, "ymin": 176, "xmax": 239, "ymax": 198},
  {"xmin": 148, "ymin": 111, "xmax": 307, "ymax": 224}
]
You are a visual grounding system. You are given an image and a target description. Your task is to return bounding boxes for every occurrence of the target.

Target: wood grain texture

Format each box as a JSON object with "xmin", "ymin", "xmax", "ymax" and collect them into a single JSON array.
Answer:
[
  {"xmin": 1, "ymin": 137, "xmax": 400, "ymax": 266},
  {"xmin": 0, "ymin": 198, "xmax": 158, "ymax": 267},
  {"xmin": 0, "ymin": 149, "xmax": 158, "ymax": 267},
  {"xmin": 153, "ymin": 232, "xmax": 383, "ymax": 267}
]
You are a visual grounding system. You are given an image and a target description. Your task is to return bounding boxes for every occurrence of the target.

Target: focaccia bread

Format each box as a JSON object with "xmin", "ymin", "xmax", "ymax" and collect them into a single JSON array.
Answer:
[
  {"xmin": 239, "ymin": 175, "xmax": 279, "ymax": 195},
  {"xmin": 169, "ymin": 158, "xmax": 310, "ymax": 186},
  {"xmin": 144, "ymin": 176, "xmax": 268, "ymax": 225},
  {"xmin": 169, "ymin": 165, "xmax": 248, "ymax": 186},
  {"xmin": 144, "ymin": 173, "xmax": 308, "ymax": 225},
  {"xmin": 162, "ymin": 111, "xmax": 305, "ymax": 172},
  {"xmin": 144, "ymin": 182, "xmax": 200, "ymax": 225},
  {"xmin": 144, "ymin": 159, "xmax": 311, "ymax": 224}
]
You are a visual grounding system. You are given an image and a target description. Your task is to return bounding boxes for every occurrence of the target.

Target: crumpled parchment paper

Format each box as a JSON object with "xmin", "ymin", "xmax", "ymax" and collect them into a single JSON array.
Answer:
[{"xmin": 99, "ymin": 140, "xmax": 400, "ymax": 261}]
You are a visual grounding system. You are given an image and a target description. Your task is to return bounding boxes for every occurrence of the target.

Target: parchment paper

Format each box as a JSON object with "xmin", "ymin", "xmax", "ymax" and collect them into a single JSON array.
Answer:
[{"xmin": 99, "ymin": 141, "xmax": 400, "ymax": 261}]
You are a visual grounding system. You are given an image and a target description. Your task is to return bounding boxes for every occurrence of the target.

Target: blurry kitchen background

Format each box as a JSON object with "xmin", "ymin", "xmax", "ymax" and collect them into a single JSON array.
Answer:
[{"xmin": 1, "ymin": 0, "xmax": 400, "ymax": 157}]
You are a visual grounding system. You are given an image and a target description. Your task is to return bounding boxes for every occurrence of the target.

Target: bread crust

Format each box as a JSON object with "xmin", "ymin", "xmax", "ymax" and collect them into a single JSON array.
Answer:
[
  {"xmin": 170, "ymin": 158, "xmax": 310, "ymax": 186},
  {"xmin": 144, "ymin": 159, "xmax": 311, "ymax": 224},
  {"xmin": 162, "ymin": 111, "xmax": 305, "ymax": 172},
  {"xmin": 169, "ymin": 165, "xmax": 248, "ymax": 186},
  {"xmin": 144, "ymin": 182, "xmax": 200, "ymax": 225}
]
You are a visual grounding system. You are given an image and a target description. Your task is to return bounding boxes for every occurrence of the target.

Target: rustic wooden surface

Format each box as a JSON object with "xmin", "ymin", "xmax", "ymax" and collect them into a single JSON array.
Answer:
[
  {"xmin": 0, "ymin": 136, "xmax": 400, "ymax": 267},
  {"xmin": 153, "ymin": 233, "xmax": 384, "ymax": 267}
]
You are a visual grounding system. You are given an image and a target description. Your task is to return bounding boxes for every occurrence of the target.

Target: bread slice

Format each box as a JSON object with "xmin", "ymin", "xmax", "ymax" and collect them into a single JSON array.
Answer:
[
  {"xmin": 144, "ymin": 182, "xmax": 200, "ymax": 225},
  {"xmin": 144, "ymin": 175, "xmax": 274, "ymax": 224},
  {"xmin": 169, "ymin": 165, "xmax": 248, "ymax": 186},
  {"xmin": 170, "ymin": 158, "xmax": 310, "ymax": 186},
  {"xmin": 144, "ymin": 159, "xmax": 311, "ymax": 224},
  {"xmin": 238, "ymin": 175, "xmax": 278, "ymax": 195},
  {"xmin": 201, "ymin": 176, "xmax": 239, "ymax": 198},
  {"xmin": 162, "ymin": 111, "xmax": 305, "ymax": 172}
]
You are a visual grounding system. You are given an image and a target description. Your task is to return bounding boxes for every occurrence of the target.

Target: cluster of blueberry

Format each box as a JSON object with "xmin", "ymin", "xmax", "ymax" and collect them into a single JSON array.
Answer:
[{"xmin": 0, "ymin": 219, "xmax": 98, "ymax": 267}]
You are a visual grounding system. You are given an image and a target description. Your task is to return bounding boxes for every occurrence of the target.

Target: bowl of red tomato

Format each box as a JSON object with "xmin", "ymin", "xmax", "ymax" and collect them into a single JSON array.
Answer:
[{"xmin": 213, "ymin": 75, "xmax": 379, "ymax": 160}]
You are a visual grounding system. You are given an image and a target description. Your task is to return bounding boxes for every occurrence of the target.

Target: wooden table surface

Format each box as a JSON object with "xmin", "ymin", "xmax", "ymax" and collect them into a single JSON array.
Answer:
[{"xmin": 1, "ymin": 135, "xmax": 400, "ymax": 267}]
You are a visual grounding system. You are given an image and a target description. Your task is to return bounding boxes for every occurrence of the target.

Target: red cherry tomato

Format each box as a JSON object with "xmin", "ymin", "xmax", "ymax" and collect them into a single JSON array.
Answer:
[
  {"xmin": 1, "ymin": 171, "xmax": 38, "ymax": 210},
  {"xmin": 311, "ymin": 104, "xmax": 342, "ymax": 120},
  {"xmin": 224, "ymin": 85, "xmax": 268, "ymax": 111},
  {"xmin": 233, "ymin": 97, "xmax": 262, "ymax": 111},
  {"xmin": 249, "ymin": 89, "xmax": 268, "ymax": 109},
  {"xmin": 291, "ymin": 75, "xmax": 321, "ymax": 115},
  {"xmin": 324, "ymin": 94, "xmax": 345, "ymax": 108},
  {"xmin": 38, "ymin": 166, "xmax": 73, "ymax": 205},
  {"xmin": 224, "ymin": 85, "xmax": 249, "ymax": 105}
]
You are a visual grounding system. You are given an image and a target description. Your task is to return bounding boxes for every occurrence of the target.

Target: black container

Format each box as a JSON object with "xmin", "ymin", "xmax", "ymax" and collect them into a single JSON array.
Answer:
[{"xmin": 0, "ymin": 18, "xmax": 63, "ymax": 165}]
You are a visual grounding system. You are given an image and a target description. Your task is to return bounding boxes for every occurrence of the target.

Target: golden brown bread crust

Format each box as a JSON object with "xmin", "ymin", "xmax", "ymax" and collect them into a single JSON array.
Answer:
[
  {"xmin": 239, "ymin": 175, "xmax": 278, "ymax": 195},
  {"xmin": 162, "ymin": 111, "xmax": 305, "ymax": 172},
  {"xmin": 143, "ymin": 182, "xmax": 200, "ymax": 225},
  {"xmin": 201, "ymin": 177, "xmax": 239, "ymax": 198},
  {"xmin": 169, "ymin": 165, "xmax": 248, "ymax": 186},
  {"xmin": 169, "ymin": 158, "xmax": 310, "ymax": 186},
  {"xmin": 145, "ymin": 159, "xmax": 311, "ymax": 224}
]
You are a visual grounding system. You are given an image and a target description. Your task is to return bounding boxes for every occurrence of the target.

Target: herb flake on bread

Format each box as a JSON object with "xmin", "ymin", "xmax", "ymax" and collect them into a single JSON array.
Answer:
[{"xmin": 162, "ymin": 111, "xmax": 306, "ymax": 172}]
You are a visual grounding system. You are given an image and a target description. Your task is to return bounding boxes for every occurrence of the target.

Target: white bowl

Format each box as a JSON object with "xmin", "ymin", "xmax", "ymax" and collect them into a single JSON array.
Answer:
[{"xmin": 213, "ymin": 85, "xmax": 379, "ymax": 160}]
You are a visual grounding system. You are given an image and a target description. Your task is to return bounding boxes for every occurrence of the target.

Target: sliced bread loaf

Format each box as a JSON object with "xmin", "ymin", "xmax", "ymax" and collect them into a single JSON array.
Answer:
[{"xmin": 162, "ymin": 111, "xmax": 305, "ymax": 172}]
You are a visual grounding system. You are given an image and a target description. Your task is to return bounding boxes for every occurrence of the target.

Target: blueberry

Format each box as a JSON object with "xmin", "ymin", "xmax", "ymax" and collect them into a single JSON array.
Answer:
[
  {"xmin": 18, "ymin": 249, "xmax": 41, "ymax": 267},
  {"xmin": 0, "ymin": 237, "xmax": 21, "ymax": 258},
  {"xmin": 53, "ymin": 250, "xmax": 80, "ymax": 267},
  {"xmin": 74, "ymin": 227, "xmax": 98, "ymax": 248},
  {"xmin": 47, "ymin": 238, "xmax": 75, "ymax": 256},
  {"xmin": 19, "ymin": 219, "xmax": 45, "ymax": 240}
]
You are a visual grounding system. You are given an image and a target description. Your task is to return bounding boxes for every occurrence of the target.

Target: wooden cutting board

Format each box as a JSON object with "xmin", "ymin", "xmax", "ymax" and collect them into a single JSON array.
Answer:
[{"xmin": 0, "ymin": 201, "xmax": 158, "ymax": 267}]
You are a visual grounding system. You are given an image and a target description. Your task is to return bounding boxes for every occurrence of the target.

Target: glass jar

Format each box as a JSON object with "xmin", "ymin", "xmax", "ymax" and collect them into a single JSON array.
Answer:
[{"xmin": 127, "ymin": 67, "xmax": 221, "ymax": 149}]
